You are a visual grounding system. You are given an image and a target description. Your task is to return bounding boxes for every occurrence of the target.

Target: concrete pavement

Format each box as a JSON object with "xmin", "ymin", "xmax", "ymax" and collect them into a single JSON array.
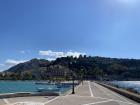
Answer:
[
  {"xmin": 43, "ymin": 81, "xmax": 139, "ymax": 105},
  {"xmin": 0, "ymin": 81, "xmax": 139, "ymax": 105}
]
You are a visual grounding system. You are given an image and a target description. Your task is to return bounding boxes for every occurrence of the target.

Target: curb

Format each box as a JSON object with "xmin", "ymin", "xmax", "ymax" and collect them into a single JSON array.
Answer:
[{"xmin": 0, "ymin": 92, "xmax": 59, "ymax": 99}]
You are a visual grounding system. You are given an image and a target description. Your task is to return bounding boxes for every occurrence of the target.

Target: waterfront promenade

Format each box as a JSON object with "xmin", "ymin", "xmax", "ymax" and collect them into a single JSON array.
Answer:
[{"xmin": 0, "ymin": 81, "xmax": 139, "ymax": 105}]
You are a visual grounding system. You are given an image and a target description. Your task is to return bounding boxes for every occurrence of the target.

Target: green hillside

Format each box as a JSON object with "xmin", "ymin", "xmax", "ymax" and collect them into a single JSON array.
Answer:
[{"xmin": 0, "ymin": 56, "xmax": 140, "ymax": 80}]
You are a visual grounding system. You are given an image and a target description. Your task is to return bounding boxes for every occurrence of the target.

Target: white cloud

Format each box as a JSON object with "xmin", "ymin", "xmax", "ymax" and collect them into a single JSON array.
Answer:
[
  {"xmin": 39, "ymin": 50, "xmax": 85, "ymax": 60},
  {"xmin": 39, "ymin": 50, "xmax": 65, "ymax": 58},
  {"xmin": 47, "ymin": 58, "xmax": 56, "ymax": 61},
  {"xmin": 5, "ymin": 59, "xmax": 27, "ymax": 66},
  {"xmin": 0, "ymin": 59, "xmax": 27, "ymax": 71},
  {"xmin": 66, "ymin": 51, "xmax": 84, "ymax": 57}
]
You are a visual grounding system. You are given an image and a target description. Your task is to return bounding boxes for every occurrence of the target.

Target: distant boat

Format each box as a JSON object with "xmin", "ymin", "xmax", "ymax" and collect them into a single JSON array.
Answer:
[
  {"xmin": 35, "ymin": 82, "xmax": 59, "ymax": 85},
  {"xmin": 37, "ymin": 87, "xmax": 60, "ymax": 92},
  {"xmin": 35, "ymin": 82, "xmax": 49, "ymax": 85}
]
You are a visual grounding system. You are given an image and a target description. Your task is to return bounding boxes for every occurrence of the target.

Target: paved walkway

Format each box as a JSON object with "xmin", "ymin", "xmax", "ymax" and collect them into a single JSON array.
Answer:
[{"xmin": 0, "ymin": 81, "xmax": 139, "ymax": 105}]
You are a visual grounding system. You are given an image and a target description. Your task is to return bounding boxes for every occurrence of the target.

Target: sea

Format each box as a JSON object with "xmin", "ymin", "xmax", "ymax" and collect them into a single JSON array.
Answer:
[
  {"xmin": 0, "ymin": 81, "xmax": 71, "ymax": 94},
  {"xmin": 110, "ymin": 81, "xmax": 140, "ymax": 93}
]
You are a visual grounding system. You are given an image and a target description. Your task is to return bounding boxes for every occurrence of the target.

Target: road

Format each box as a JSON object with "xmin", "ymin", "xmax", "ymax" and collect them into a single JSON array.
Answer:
[{"xmin": 0, "ymin": 81, "xmax": 139, "ymax": 105}]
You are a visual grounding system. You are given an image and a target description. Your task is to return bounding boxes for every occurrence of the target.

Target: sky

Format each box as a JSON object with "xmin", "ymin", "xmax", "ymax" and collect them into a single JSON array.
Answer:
[{"xmin": 1, "ymin": 0, "xmax": 140, "ymax": 71}]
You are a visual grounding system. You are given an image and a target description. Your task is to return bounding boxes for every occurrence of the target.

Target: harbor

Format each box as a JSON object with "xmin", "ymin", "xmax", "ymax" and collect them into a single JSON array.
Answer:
[{"xmin": 0, "ymin": 81, "xmax": 73, "ymax": 95}]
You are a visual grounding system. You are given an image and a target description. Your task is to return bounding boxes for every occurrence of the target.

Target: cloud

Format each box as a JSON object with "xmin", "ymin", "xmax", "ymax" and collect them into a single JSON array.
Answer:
[
  {"xmin": 39, "ymin": 50, "xmax": 85, "ymax": 60},
  {"xmin": 47, "ymin": 58, "xmax": 56, "ymax": 61},
  {"xmin": 5, "ymin": 59, "xmax": 27, "ymax": 66},
  {"xmin": 66, "ymin": 51, "xmax": 84, "ymax": 57},
  {"xmin": 0, "ymin": 59, "xmax": 27, "ymax": 71},
  {"xmin": 39, "ymin": 50, "xmax": 65, "ymax": 58}
]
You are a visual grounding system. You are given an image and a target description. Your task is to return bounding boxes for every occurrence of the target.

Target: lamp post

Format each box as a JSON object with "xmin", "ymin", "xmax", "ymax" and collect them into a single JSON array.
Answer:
[
  {"xmin": 81, "ymin": 68, "xmax": 84, "ymax": 85},
  {"xmin": 72, "ymin": 74, "xmax": 75, "ymax": 94},
  {"xmin": 69, "ymin": 61, "xmax": 76, "ymax": 94}
]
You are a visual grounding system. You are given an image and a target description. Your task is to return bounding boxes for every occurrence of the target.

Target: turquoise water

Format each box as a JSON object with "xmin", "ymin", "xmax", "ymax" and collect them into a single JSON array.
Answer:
[
  {"xmin": 0, "ymin": 81, "xmax": 71, "ymax": 94},
  {"xmin": 110, "ymin": 81, "xmax": 140, "ymax": 93}
]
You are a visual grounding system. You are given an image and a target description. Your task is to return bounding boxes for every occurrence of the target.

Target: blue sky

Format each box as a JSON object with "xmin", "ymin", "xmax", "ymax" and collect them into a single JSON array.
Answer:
[{"xmin": 1, "ymin": 0, "xmax": 140, "ymax": 71}]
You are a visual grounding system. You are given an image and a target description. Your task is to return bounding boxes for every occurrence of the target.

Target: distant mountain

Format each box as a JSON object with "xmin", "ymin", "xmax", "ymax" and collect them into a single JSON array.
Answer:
[
  {"xmin": 6, "ymin": 58, "xmax": 50, "ymax": 73},
  {"xmin": 0, "ymin": 56, "xmax": 140, "ymax": 80},
  {"xmin": 2, "ymin": 58, "xmax": 70, "ymax": 80}
]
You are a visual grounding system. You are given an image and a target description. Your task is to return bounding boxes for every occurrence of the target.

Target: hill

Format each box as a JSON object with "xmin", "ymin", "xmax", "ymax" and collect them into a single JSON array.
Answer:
[
  {"xmin": 0, "ymin": 56, "xmax": 140, "ymax": 80},
  {"xmin": 6, "ymin": 58, "xmax": 50, "ymax": 73}
]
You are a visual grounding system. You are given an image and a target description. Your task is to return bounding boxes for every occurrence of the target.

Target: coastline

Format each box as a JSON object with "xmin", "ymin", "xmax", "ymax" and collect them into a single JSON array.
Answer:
[{"xmin": 0, "ymin": 80, "xmax": 78, "ymax": 98}]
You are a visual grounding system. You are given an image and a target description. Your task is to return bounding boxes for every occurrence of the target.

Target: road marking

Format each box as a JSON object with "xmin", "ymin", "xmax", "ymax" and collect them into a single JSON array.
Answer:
[
  {"xmin": 95, "ymin": 82, "xmax": 131, "ymax": 103},
  {"xmin": 12, "ymin": 101, "xmax": 44, "ymax": 105},
  {"xmin": 44, "ymin": 96, "xmax": 59, "ymax": 105},
  {"xmin": 92, "ymin": 82, "xmax": 136, "ymax": 105},
  {"xmin": 83, "ymin": 99, "xmax": 137, "ymax": 105},
  {"xmin": 88, "ymin": 81, "xmax": 94, "ymax": 97},
  {"xmin": 64, "ymin": 95, "xmax": 137, "ymax": 105},
  {"xmin": 104, "ymin": 86, "xmax": 131, "ymax": 103},
  {"xmin": 94, "ymin": 83, "xmax": 111, "ymax": 96},
  {"xmin": 83, "ymin": 99, "xmax": 113, "ymax": 105},
  {"xmin": 113, "ymin": 100, "xmax": 138, "ymax": 105},
  {"xmin": 3, "ymin": 99, "xmax": 10, "ymax": 105}
]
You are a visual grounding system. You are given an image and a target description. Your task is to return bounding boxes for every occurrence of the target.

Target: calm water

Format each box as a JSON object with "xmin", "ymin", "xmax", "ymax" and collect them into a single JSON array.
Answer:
[
  {"xmin": 0, "ymin": 81, "xmax": 71, "ymax": 94},
  {"xmin": 110, "ymin": 81, "xmax": 140, "ymax": 93}
]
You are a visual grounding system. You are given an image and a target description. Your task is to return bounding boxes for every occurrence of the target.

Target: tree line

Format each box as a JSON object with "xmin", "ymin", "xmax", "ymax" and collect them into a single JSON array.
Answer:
[{"xmin": 0, "ymin": 56, "xmax": 140, "ymax": 80}]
